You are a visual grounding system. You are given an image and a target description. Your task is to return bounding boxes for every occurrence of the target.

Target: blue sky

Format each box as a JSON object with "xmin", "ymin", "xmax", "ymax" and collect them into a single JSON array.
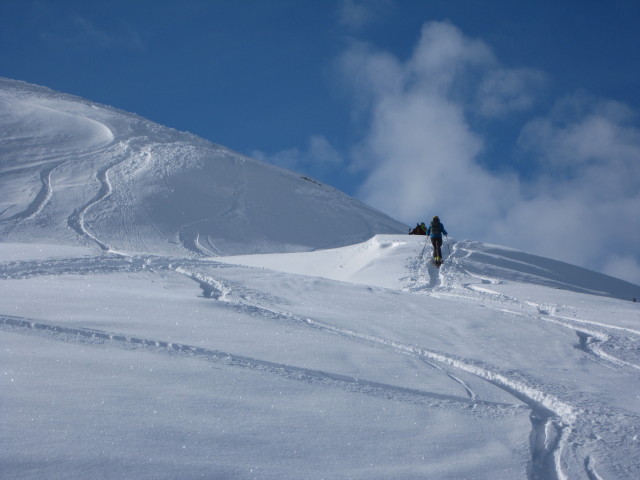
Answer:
[{"xmin": 2, "ymin": 0, "xmax": 640, "ymax": 285}]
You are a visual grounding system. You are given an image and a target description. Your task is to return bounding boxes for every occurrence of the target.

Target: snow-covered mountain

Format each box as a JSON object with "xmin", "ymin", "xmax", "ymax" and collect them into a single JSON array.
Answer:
[
  {"xmin": 0, "ymin": 78, "xmax": 406, "ymax": 256},
  {"xmin": 1, "ymin": 79, "xmax": 640, "ymax": 480}
]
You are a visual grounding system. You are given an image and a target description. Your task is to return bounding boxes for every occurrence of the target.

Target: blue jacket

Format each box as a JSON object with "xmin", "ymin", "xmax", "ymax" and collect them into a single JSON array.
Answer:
[{"xmin": 426, "ymin": 221, "xmax": 447, "ymax": 238}]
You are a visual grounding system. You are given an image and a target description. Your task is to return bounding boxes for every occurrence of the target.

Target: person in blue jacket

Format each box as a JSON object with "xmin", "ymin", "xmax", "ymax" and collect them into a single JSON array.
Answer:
[{"xmin": 426, "ymin": 216, "xmax": 448, "ymax": 263}]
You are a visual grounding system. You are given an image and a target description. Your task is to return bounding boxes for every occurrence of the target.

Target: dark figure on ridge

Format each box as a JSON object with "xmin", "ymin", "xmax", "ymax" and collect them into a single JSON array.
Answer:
[
  {"xmin": 426, "ymin": 216, "xmax": 448, "ymax": 265},
  {"xmin": 409, "ymin": 222, "xmax": 427, "ymax": 235}
]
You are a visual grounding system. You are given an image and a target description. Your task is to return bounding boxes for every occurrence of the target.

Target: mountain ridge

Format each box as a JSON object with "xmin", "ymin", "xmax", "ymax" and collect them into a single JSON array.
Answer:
[{"xmin": 0, "ymin": 78, "xmax": 407, "ymax": 256}]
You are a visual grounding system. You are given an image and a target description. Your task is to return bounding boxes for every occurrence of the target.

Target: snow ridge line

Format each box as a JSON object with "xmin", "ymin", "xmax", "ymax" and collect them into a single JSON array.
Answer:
[{"xmin": 0, "ymin": 314, "xmax": 517, "ymax": 412}]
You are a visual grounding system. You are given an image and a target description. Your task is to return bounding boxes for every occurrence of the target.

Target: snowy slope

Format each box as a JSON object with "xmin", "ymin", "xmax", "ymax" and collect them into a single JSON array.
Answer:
[
  {"xmin": 220, "ymin": 236, "xmax": 640, "ymax": 300},
  {"xmin": 0, "ymin": 78, "xmax": 406, "ymax": 256},
  {"xmin": 2, "ymin": 79, "xmax": 640, "ymax": 480}
]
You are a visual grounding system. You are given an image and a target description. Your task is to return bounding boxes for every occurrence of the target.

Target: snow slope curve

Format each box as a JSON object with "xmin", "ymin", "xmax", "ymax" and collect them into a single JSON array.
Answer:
[
  {"xmin": 221, "ymin": 235, "xmax": 640, "ymax": 300},
  {"xmin": 0, "ymin": 78, "xmax": 407, "ymax": 255}
]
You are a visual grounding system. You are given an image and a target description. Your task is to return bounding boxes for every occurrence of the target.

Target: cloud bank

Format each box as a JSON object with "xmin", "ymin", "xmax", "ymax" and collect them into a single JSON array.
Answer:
[{"xmin": 337, "ymin": 21, "xmax": 640, "ymax": 285}]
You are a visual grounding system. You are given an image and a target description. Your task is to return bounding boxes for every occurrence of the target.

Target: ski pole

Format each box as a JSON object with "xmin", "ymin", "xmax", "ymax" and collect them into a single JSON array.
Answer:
[{"xmin": 445, "ymin": 236, "xmax": 451, "ymax": 257}]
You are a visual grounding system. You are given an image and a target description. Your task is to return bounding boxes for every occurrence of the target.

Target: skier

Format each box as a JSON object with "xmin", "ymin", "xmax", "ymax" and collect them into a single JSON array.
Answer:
[
  {"xmin": 409, "ymin": 222, "xmax": 427, "ymax": 235},
  {"xmin": 426, "ymin": 216, "xmax": 448, "ymax": 264}
]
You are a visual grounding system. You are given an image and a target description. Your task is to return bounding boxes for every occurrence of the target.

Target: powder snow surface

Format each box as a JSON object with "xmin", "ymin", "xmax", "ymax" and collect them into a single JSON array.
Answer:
[{"xmin": 1, "ymin": 78, "xmax": 640, "ymax": 480}]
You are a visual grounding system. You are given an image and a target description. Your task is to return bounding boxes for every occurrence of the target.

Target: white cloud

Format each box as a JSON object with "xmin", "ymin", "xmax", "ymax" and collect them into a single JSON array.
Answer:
[
  {"xmin": 519, "ymin": 93, "xmax": 640, "ymax": 169},
  {"xmin": 352, "ymin": 91, "xmax": 512, "ymax": 226},
  {"xmin": 339, "ymin": 22, "xmax": 525, "ymax": 228},
  {"xmin": 512, "ymin": 95, "xmax": 640, "ymax": 277},
  {"xmin": 407, "ymin": 21, "xmax": 495, "ymax": 94},
  {"xmin": 338, "ymin": 21, "xmax": 640, "ymax": 285}
]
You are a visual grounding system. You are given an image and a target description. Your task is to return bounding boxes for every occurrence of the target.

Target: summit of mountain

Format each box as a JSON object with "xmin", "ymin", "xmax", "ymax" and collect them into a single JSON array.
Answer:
[{"xmin": 0, "ymin": 78, "xmax": 406, "ymax": 256}]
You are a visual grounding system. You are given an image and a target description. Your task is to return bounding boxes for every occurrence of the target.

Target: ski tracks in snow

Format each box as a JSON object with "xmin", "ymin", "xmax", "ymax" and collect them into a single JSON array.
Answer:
[
  {"xmin": 3, "ymin": 250, "xmax": 640, "ymax": 479},
  {"xmin": 174, "ymin": 262, "xmax": 587, "ymax": 480},
  {"xmin": 406, "ymin": 239, "xmax": 442, "ymax": 291},
  {"xmin": 66, "ymin": 139, "xmax": 153, "ymax": 253},
  {"xmin": 0, "ymin": 254, "xmax": 503, "ymax": 416},
  {"xmin": 0, "ymin": 146, "xmax": 112, "ymax": 228},
  {"xmin": 0, "ymin": 313, "xmax": 520, "ymax": 417},
  {"xmin": 431, "ymin": 239, "xmax": 640, "ymax": 373},
  {"xmin": 413, "ymin": 240, "xmax": 640, "ymax": 480}
]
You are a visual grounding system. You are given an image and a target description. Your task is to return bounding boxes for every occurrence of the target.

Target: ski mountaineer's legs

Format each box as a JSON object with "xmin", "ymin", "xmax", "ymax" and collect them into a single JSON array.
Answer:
[{"xmin": 431, "ymin": 237, "xmax": 443, "ymax": 259}]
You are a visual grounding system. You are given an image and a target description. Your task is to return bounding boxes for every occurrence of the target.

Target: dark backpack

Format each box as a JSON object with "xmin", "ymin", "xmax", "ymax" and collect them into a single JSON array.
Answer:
[{"xmin": 430, "ymin": 219, "xmax": 441, "ymax": 235}]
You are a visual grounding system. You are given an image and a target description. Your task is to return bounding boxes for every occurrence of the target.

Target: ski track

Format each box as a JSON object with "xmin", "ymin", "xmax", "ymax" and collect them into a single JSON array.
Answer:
[
  {"xmin": 454, "ymin": 275, "xmax": 640, "ymax": 373},
  {"xmin": 66, "ymin": 141, "xmax": 136, "ymax": 252},
  {"xmin": 194, "ymin": 232, "xmax": 220, "ymax": 257},
  {"xmin": 0, "ymin": 314, "xmax": 520, "ymax": 416},
  {"xmin": 1, "ymin": 161, "xmax": 60, "ymax": 223},
  {"xmin": 174, "ymin": 265, "xmax": 484, "ymax": 407},
  {"xmin": 0, "ymin": 115, "xmax": 115, "ymax": 228},
  {"xmin": 2, "ymin": 250, "xmax": 639, "ymax": 479},
  {"xmin": 64, "ymin": 138, "xmax": 163, "ymax": 254},
  {"xmin": 0, "ymin": 150, "xmax": 102, "ymax": 227},
  {"xmin": 0, "ymin": 253, "xmax": 546, "ymax": 476},
  {"xmin": 159, "ymin": 262, "xmax": 582, "ymax": 480},
  {"xmin": 435, "ymin": 240, "xmax": 640, "ymax": 373},
  {"xmin": 178, "ymin": 222, "xmax": 224, "ymax": 257},
  {"xmin": 429, "ymin": 241, "xmax": 640, "ymax": 479}
]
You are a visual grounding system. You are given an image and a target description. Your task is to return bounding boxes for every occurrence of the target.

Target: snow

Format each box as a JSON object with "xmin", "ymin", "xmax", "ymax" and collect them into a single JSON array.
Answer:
[{"xmin": 1, "ymin": 78, "xmax": 640, "ymax": 479}]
